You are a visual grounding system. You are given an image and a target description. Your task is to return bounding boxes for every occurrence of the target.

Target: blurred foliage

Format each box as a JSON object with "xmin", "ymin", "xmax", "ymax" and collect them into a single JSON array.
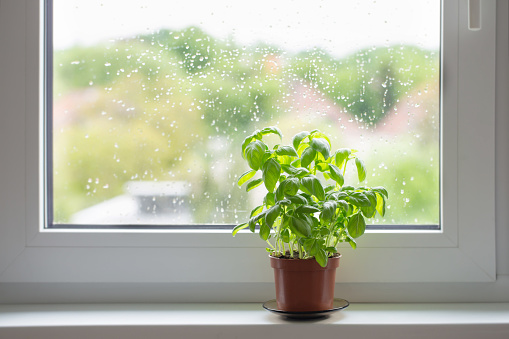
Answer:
[
  {"xmin": 53, "ymin": 26, "xmax": 439, "ymax": 225},
  {"xmin": 361, "ymin": 140, "xmax": 439, "ymax": 224},
  {"xmin": 292, "ymin": 46, "xmax": 438, "ymax": 125}
]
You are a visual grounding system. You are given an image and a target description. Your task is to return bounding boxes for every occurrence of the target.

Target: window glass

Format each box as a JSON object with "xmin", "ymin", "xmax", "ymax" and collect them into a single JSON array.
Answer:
[{"xmin": 50, "ymin": 0, "xmax": 440, "ymax": 227}]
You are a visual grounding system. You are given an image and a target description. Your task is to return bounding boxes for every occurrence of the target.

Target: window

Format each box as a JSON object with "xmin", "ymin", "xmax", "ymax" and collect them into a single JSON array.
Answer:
[
  {"xmin": 50, "ymin": 0, "xmax": 440, "ymax": 229},
  {"xmin": 0, "ymin": 0, "xmax": 501, "ymax": 303}
]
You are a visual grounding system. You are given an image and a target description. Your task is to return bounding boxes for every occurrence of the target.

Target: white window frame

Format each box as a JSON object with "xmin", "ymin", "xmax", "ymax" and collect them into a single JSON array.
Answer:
[{"xmin": 0, "ymin": 0, "xmax": 503, "ymax": 302}]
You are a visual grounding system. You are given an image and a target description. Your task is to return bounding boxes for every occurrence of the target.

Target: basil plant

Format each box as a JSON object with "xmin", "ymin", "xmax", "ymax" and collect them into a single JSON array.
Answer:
[{"xmin": 233, "ymin": 127, "xmax": 388, "ymax": 267}]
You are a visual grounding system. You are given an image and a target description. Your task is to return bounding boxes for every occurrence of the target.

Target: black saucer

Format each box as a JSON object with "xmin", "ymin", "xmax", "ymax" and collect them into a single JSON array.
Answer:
[{"xmin": 262, "ymin": 298, "xmax": 349, "ymax": 319}]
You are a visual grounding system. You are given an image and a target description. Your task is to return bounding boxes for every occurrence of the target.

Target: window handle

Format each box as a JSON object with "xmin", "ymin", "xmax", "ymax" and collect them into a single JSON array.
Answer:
[{"xmin": 468, "ymin": 0, "xmax": 481, "ymax": 31}]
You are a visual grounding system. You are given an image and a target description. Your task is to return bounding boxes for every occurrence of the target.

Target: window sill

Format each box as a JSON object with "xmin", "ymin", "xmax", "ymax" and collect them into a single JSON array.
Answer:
[{"xmin": 1, "ymin": 303, "xmax": 508, "ymax": 339}]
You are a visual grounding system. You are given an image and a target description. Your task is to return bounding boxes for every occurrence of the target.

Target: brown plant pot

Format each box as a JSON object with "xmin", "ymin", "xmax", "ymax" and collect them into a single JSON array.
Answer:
[{"xmin": 269, "ymin": 254, "xmax": 341, "ymax": 312}]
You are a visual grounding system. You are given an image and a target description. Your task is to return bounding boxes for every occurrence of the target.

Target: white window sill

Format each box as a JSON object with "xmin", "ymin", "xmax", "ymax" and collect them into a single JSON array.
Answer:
[{"xmin": 1, "ymin": 303, "xmax": 508, "ymax": 339}]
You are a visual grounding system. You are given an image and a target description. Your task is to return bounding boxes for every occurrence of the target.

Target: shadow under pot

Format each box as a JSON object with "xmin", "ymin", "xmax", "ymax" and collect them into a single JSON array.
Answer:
[{"xmin": 269, "ymin": 254, "xmax": 341, "ymax": 312}]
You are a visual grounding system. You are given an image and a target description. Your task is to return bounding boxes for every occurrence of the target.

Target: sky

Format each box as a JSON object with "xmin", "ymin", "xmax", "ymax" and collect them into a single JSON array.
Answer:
[{"xmin": 53, "ymin": 0, "xmax": 440, "ymax": 57}]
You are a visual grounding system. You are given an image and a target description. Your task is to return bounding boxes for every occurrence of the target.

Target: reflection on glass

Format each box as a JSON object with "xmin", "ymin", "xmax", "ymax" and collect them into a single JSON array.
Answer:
[{"xmin": 52, "ymin": 0, "xmax": 440, "ymax": 226}]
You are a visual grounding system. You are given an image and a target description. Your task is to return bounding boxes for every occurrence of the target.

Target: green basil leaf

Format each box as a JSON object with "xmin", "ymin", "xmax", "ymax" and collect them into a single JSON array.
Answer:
[
  {"xmin": 287, "ymin": 195, "xmax": 308, "ymax": 205},
  {"xmin": 347, "ymin": 212, "xmax": 366, "ymax": 238},
  {"xmin": 261, "ymin": 150, "xmax": 272, "ymax": 165},
  {"xmin": 364, "ymin": 191, "xmax": 378, "ymax": 206},
  {"xmin": 244, "ymin": 140, "xmax": 266, "ymax": 170},
  {"xmin": 334, "ymin": 148, "xmax": 351, "ymax": 168},
  {"xmin": 276, "ymin": 145, "xmax": 299, "ymax": 157},
  {"xmin": 362, "ymin": 191, "xmax": 378, "ymax": 218},
  {"xmin": 325, "ymin": 246, "xmax": 338, "ymax": 253},
  {"xmin": 324, "ymin": 185, "xmax": 336, "ymax": 193},
  {"xmin": 246, "ymin": 178, "xmax": 263, "ymax": 192},
  {"xmin": 303, "ymin": 237, "xmax": 327, "ymax": 267},
  {"xmin": 265, "ymin": 204, "xmax": 281, "ymax": 227},
  {"xmin": 294, "ymin": 168, "xmax": 310, "ymax": 178},
  {"xmin": 302, "ymin": 238, "xmax": 316, "ymax": 254},
  {"xmin": 336, "ymin": 199, "xmax": 350, "ymax": 212},
  {"xmin": 320, "ymin": 201, "xmax": 337, "ymax": 223},
  {"xmin": 264, "ymin": 192, "xmax": 276, "ymax": 207},
  {"xmin": 283, "ymin": 177, "xmax": 300, "ymax": 196},
  {"xmin": 341, "ymin": 185, "xmax": 355, "ymax": 191},
  {"xmin": 260, "ymin": 126, "xmax": 283, "ymax": 140},
  {"xmin": 376, "ymin": 192, "xmax": 386, "ymax": 217},
  {"xmin": 300, "ymin": 147, "xmax": 316, "ymax": 168},
  {"xmin": 290, "ymin": 158, "xmax": 301, "ymax": 168},
  {"xmin": 314, "ymin": 248, "xmax": 327, "ymax": 268},
  {"xmin": 348, "ymin": 191, "xmax": 372, "ymax": 207},
  {"xmin": 275, "ymin": 180, "xmax": 286, "ymax": 201},
  {"xmin": 250, "ymin": 204, "xmax": 264, "ymax": 218},
  {"xmin": 319, "ymin": 227, "xmax": 330, "ymax": 236},
  {"xmin": 237, "ymin": 169, "xmax": 257, "ymax": 186},
  {"xmin": 251, "ymin": 211, "xmax": 266, "ymax": 223},
  {"xmin": 372, "ymin": 186, "xmax": 389, "ymax": 198},
  {"xmin": 301, "ymin": 176, "xmax": 325, "ymax": 201},
  {"xmin": 282, "ymin": 165, "xmax": 310, "ymax": 178},
  {"xmin": 262, "ymin": 158, "xmax": 281, "ymax": 192},
  {"xmin": 315, "ymin": 162, "xmax": 329, "ymax": 172},
  {"xmin": 281, "ymin": 228, "xmax": 290, "ymax": 243},
  {"xmin": 281, "ymin": 164, "xmax": 299, "ymax": 175},
  {"xmin": 289, "ymin": 214, "xmax": 312, "ymax": 238},
  {"xmin": 331, "ymin": 191, "xmax": 348, "ymax": 200},
  {"xmin": 248, "ymin": 211, "xmax": 266, "ymax": 232},
  {"xmin": 259, "ymin": 222, "xmax": 270, "ymax": 240},
  {"xmin": 248, "ymin": 218, "xmax": 256, "ymax": 232},
  {"xmin": 355, "ymin": 157, "xmax": 367, "ymax": 182},
  {"xmin": 277, "ymin": 198, "xmax": 292, "ymax": 206},
  {"xmin": 309, "ymin": 130, "xmax": 331, "ymax": 145},
  {"xmin": 310, "ymin": 138, "xmax": 331, "ymax": 160},
  {"xmin": 361, "ymin": 205, "xmax": 376, "ymax": 218},
  {"xmin": 232, "ymin": 223, "xmax": 249, "ymax": 237},
  {"xmin": 241, "ymin": 133, "xmax": 256, "ymax": 159},
  {"xmin": 277, "ymin": 155, "xmax": 294, "ymax": 165},
  {"xmin": 348, "ymin": 237, "xmax": 357, "ymax": 249},
  {"xmin": 328, "ymin": 163, "xmax": 344, "ymax": 186},
  {"xmin": 292, "ymin": 131, "xmax": 310, "ymax": 151},
  {"xmin": 296, "ymin": 205, "xmax": 321, "ymax": 214}
]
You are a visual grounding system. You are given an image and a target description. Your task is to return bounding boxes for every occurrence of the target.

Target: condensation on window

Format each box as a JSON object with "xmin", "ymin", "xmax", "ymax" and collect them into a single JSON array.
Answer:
[{"xmin": 51, "ymin": 0, "xmax": 440, "ymax": 226}]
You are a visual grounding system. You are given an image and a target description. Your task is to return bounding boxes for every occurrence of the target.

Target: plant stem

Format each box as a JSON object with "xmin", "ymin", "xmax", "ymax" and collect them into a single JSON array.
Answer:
[{"xmin": 266, "ymin": 240, "xmax": 275, "ymax": 251}]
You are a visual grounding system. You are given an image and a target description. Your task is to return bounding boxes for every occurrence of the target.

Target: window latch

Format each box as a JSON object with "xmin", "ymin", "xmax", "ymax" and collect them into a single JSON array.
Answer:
[{"xmin": 468, "ymin": 0, "xmax": 481, "ymax": 31}]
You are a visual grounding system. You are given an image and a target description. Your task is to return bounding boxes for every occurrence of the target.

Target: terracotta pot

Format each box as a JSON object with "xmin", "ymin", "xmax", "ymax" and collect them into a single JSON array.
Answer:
[{"xmin": 270, "ymin": 254, "xmax": 341, "ymax": 312}]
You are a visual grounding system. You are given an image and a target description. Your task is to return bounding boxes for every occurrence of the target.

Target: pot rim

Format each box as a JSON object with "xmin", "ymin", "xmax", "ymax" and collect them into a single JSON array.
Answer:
[
  {"xmin": 269, "ymin": 252, "xmax": 341, "ymax": 260},
  {"xmin": 269, "ymin": 253, "xmax": 341, "ymax": 270}
]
